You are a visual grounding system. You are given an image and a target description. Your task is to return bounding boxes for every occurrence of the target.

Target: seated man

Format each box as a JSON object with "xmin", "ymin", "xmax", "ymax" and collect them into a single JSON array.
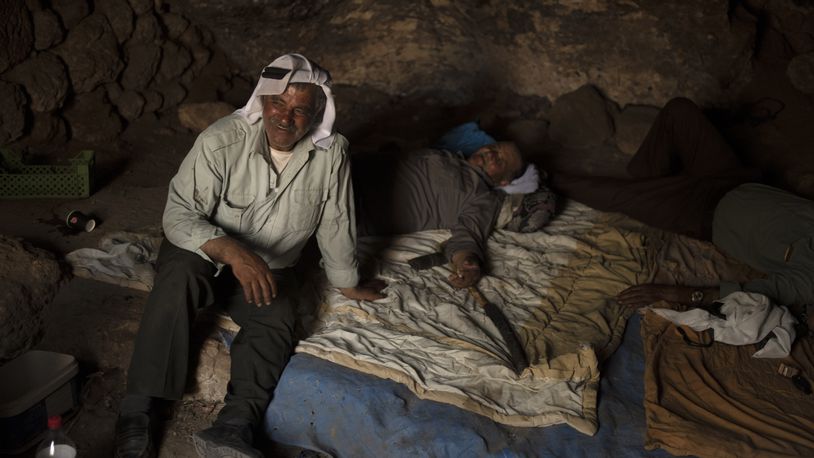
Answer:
[
  {"xmin": 550, "ymin": 97, "xmax": 814, "ymax": 312},
  {"xmin": 353, "ymin": 141, "xmax": 556, "ymax": 288},
  {"xmin": 114, "ymin": 54, "xmax": 383, "ymax": 458}
]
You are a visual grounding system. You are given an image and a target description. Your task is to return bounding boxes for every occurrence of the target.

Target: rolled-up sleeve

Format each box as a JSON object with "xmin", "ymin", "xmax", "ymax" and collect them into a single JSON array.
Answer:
[
  {"xmin": 722, "ymin": 274, "xmax": 813, "ymax": 307},
  {"xmin": 719, "ymin": 252, "xmax": 814, "ymax": 306},
  {"xmin": 162, "ymin": 135, "xmax": 228, "ymax": 263},
  {"xmin": 315, "ymin": 137, "xmax": 359, "ymax": 288}
]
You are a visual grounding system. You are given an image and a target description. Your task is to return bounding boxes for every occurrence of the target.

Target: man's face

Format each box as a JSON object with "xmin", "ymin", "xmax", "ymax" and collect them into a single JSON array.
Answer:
[
  {"xmin": 467, "ymin": 142, "xmax": 523, "ymax": 186},
  {"xmin": 262, "ymin": 84, "xmax": 320, "ymax": 151}
]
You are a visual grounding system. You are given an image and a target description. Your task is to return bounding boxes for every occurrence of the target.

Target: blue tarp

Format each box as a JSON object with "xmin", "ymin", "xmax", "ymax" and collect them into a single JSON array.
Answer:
[{"xmin": 264, "ymin": 314, "xmax": 674, "ymax": 457}]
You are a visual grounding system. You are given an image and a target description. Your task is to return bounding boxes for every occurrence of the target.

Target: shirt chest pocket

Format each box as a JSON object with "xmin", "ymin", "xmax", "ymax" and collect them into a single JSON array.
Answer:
[
  {"xmin": 215, "ymin": 195, "xmax": 255, "ymax": 234},
  {"xmin": 285, "ymin": 188, "xmax": 329, "ymax": 232}
]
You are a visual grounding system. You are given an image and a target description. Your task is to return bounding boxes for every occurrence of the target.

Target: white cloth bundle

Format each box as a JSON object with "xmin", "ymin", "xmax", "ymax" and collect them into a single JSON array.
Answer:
[{"xmin": 652, "ymin": 291, "xmax": 797, "ymax": 358}]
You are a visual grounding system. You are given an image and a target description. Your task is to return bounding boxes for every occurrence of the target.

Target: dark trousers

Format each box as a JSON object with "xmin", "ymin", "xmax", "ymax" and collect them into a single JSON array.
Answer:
[
  {"xmin": 125, "ymin": 239, "xmax": 297, "ymax": 427},
  {"xmin": 550, "ymin": 97, "xmax": 761, "ymax": 240}
]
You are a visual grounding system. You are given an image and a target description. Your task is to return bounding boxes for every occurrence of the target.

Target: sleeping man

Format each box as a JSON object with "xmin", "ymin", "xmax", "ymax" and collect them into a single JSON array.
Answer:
[
  {"xmin": 352, "ymin": 141, "xmax": 557, "ymax": 288},
  {"xmin": 550, "ymin": 97, "xmax": 814, "ymax": 316}
]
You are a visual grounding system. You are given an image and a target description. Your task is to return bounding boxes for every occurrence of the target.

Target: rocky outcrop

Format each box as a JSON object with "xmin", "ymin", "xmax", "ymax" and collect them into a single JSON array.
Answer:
[
  {"xmin": 54, "ymin": 14, "xmax": 124, "ymax": 94},
  {"xmin": 4, "ymin": 52, "xmax": 70, "ymax": 112},
  {"xmin": 31, "ymin": 8, "xmax": 64, "ymax": 50},
  {"xmin": 63, "ymin": 88, "xmax": 124, "ymax": 143},
  {"xmin": 1, "ymin": 0, "xmax": 232, "ymax": 147},
  {"xmin": 171, "ymin": 0, "xmax": 757, "ymax": 110},
  {"xmin": 0, "ymin": 81, "xmax": 27, "ymax": 145},
  {"xmin": 178, "ymin": 102, "xmax": 236, "ymax": 132},
  {"xmin": 0, "ymin": 236, "xmax": 63, "ymax": 361},
  {"xmin": 788, "ymin": 52, "xmax": 814, "ymax": 95},
  {"xmin": 0, "ymin": 0, "xmax": 34, "ymax": 74},
  {"xmin": 549, "ymin": 85, "xmax": 615, "ymax": 149}
]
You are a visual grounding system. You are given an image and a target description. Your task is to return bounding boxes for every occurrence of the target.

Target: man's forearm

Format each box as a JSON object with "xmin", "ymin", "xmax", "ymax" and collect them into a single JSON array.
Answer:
[
  {"xmin": 200, "ymin": 236, "xmax": 245, "ymax": 266},
  {"xmin": 617, "ymin": 284, "xmax": 722, "ymax": 309}
]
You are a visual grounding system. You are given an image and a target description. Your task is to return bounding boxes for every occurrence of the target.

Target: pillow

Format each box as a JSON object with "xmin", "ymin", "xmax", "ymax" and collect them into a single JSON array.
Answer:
[
  {"xmin": 505, "ymin": 187, "xmax": 557, "ymax": 233},
  {"xmin": 499, "ymin": 163, "xmax": 539, "ymax": 194}
]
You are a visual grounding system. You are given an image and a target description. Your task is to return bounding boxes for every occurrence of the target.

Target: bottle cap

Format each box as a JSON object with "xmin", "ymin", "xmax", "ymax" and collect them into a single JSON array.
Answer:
[{"xmin": 47, "ymin": 415, "xmax": 62, "ymax": 430}]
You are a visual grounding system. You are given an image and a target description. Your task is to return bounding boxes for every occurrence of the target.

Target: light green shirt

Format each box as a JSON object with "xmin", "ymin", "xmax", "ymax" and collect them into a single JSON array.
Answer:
[
  {"xmin": 163, "ymin": 114, "xmax": 359, "ymax": 288},
  {"xmin": 713, "ymin": 183, "xmax": 814, "ymax": 305}
]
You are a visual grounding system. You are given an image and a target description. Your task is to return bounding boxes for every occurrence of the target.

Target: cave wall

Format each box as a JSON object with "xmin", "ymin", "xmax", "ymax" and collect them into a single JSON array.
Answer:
[
  {"xmin": 0, "ymin": 0, "xmax": 247, "ymax": 149},
  {"xmin": 166, "ymin": 1, "xmax": 814, "ymax": 110},
  {"xmin": 169, "ymin": 0, "xmax": 814, "ymax": 195},
  {"xmin": 176, "ymin": 0, "xmax": 760, "ymax": 106},
  {"xmin": 2, "ymin": 0, "xmax": 814, "ymax": 193}
]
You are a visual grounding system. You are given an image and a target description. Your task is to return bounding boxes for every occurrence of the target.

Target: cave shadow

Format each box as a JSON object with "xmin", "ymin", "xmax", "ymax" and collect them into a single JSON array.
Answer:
[{"xmin": 82, "ymin": 139, "xmax": 132, "ymax": 195}]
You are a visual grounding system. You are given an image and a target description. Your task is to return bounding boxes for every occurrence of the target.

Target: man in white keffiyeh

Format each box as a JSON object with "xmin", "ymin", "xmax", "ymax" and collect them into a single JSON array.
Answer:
[
  {"xmin": 114, "ymin": 54, "xmax": 384, "ymax": 458},
  {"xmin": 235, "ymin": 53, "xmax": 336, "ymax": 149}
]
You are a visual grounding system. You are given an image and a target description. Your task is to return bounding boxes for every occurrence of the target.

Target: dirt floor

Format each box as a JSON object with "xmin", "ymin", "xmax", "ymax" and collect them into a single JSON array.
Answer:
[{"xmin": 1, "ymin": 114, "xmax": 319, "ymax": 457}]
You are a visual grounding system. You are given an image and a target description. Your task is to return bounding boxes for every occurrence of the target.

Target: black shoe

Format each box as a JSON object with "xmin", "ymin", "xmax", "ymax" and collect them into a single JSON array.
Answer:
[
  {"xmin": 192, "ymin": 423, "xmax": 263, "ymax": 458},
  {"xmin": 114, "ymin": 412, "xmax": 155, "ymax": 458}
]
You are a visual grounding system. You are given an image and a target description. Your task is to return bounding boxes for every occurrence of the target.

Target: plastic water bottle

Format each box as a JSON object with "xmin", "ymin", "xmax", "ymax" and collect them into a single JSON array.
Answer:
[{"xmin": 35, "ymin": 416, "xmax": 77, "ymax": 458}]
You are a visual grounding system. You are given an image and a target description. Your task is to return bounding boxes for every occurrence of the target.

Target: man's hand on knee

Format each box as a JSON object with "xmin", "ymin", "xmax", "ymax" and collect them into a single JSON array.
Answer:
[
  {"xmin": 201, "ymin": 236, "xmax": 278, "ymax": 306},
  {"xmin": 231, "ymin": 250, "xmax": 278, "ymax": 306}
]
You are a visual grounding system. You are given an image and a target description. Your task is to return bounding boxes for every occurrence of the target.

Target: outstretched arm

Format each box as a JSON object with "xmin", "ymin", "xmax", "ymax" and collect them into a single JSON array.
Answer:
[
  {"xmin": 314, "ymin": 137, "xmax": 386, "ymax": 301},
  {"xmin": 444, "ymin": 185, "xmax": 502, "ymax": 289},
  {"xmin": 616, "ymin": 284, "xmax": 720, "ymax": 309}
]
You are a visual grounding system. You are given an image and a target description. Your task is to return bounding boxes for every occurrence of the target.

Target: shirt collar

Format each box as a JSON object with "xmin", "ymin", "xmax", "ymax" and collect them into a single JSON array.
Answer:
[{"xmin": 252, "ymin": 126, "xmax": 315, "ymax": 162}]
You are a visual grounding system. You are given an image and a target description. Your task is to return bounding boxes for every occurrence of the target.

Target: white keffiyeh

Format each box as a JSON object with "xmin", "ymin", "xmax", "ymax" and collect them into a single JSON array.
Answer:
[{"xmin": 235, "ymin": 53, "xmax": 336, "ymax": 148}]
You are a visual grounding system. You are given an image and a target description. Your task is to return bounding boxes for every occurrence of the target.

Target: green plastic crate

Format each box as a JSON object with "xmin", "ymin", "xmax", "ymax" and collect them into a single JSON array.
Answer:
[{"xmin": 0, "ymin": 149, "xmax": 94, "ymax": 199}]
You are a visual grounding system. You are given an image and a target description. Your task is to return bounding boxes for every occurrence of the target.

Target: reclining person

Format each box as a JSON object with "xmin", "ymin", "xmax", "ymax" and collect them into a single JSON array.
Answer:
[
  {"xmin": 550, "ymin": 97, "xmax": 814, "ymax": 312},
  {"xmin": 352, "ymin": 141, "xmax": 557, "ymax": 288}
]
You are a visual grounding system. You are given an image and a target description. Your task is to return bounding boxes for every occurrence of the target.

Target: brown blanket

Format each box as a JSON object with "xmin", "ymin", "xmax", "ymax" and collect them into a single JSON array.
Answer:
[{"xmin": 642, "ymin": 310, "xmax": 814, "ymax": 457}]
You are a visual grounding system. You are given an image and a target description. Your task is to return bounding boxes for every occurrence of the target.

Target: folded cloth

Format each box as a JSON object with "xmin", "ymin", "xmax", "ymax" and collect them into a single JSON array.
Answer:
[
  {"xmin": 65, "ymin": 230, "xmax": 162, "ymax": 291},
  {"xmin": 505, "ymin": 186, "xmax": 557, "ymax": 233},
  {"xmin": 651, "ymin": 291, "xmax": 797, "ymax": 358}
]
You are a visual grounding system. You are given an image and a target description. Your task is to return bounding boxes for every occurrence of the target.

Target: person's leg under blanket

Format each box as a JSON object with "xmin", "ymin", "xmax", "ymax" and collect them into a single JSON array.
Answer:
[
  {"xmin": 626, "ymin": 97, "xmax": 747, "ymax": 179},
  {"xmin": 551, "ymin": 97, "xmax": 760, "ymax": 240}
]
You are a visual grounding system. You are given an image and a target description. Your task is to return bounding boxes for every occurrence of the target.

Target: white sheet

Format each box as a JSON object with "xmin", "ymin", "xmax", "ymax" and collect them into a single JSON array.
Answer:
[{"xmin": 296, "ymin": 201, "xmax": 657, "ymax": 434}]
